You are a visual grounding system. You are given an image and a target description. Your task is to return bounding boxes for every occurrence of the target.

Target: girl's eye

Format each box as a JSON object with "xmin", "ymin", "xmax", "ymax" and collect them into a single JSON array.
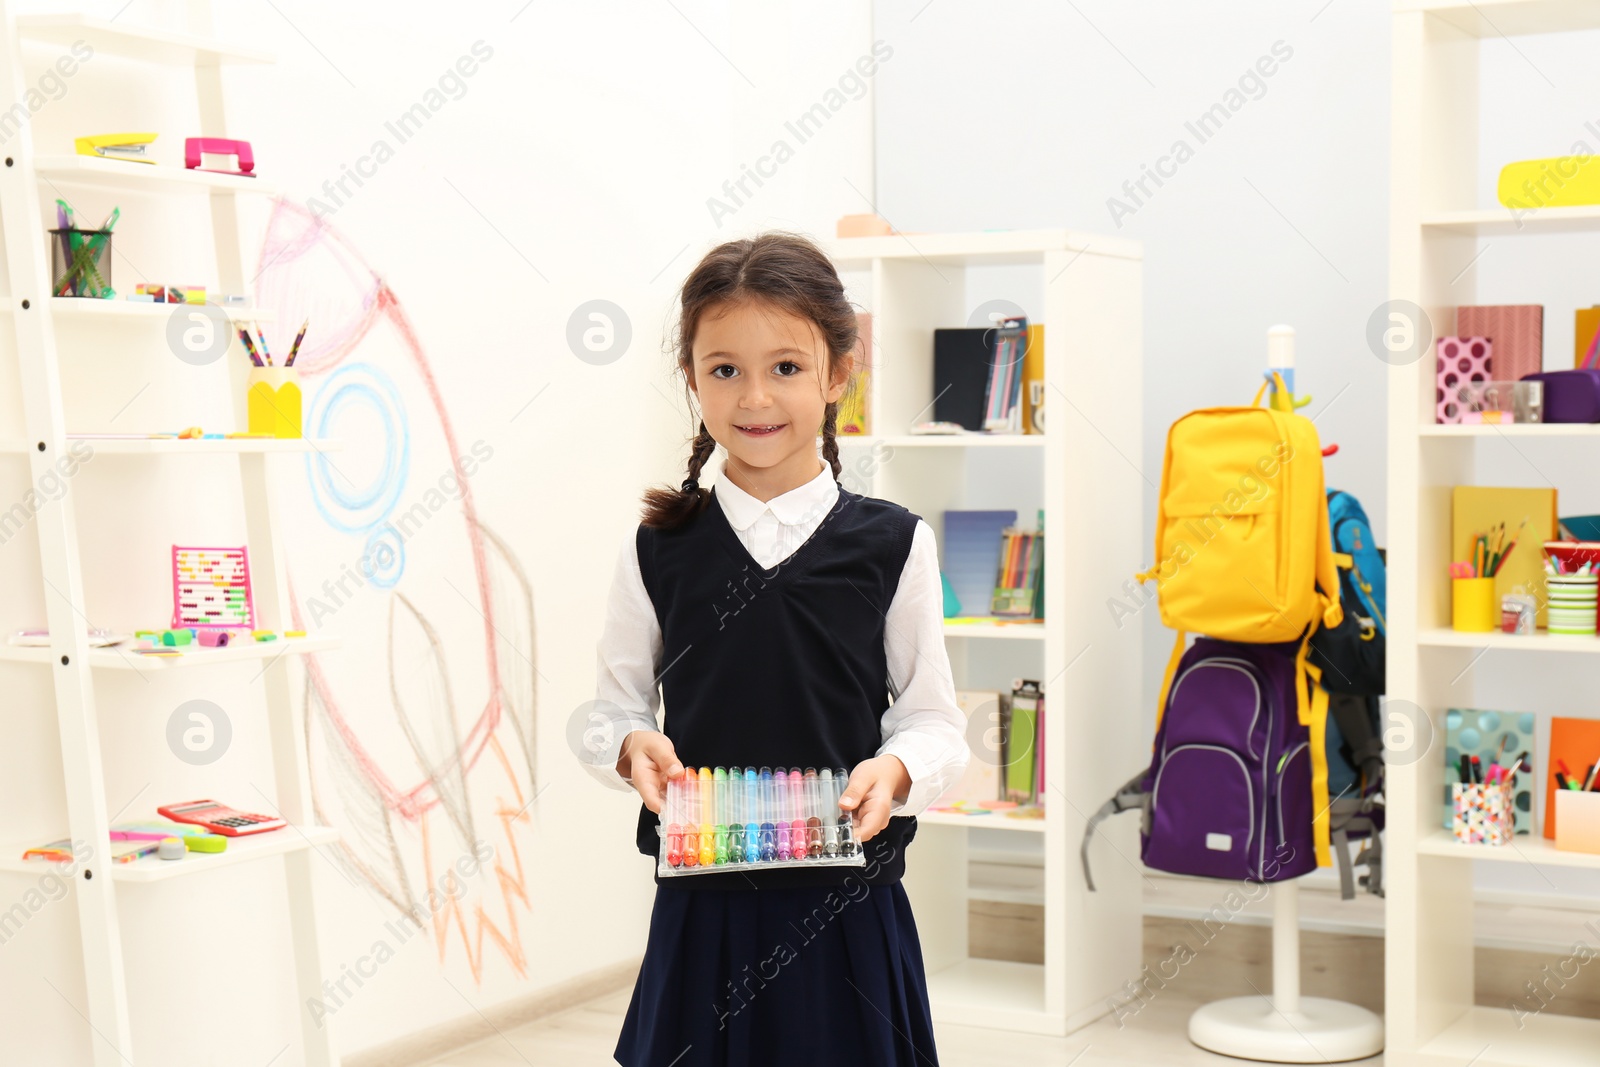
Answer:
[
  {"xmin": 775, "ymin": 361, "xmax": 801, "ymax": 376},
  {"xmin": 710, "ymin": 365, "xmax": 737, "ymax": 379}
]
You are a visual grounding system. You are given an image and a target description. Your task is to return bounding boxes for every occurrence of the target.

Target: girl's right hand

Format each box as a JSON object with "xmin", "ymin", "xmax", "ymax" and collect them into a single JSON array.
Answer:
[{"xmin": 618, "ymin": 730, "xmax": 684, "ymax": 814}]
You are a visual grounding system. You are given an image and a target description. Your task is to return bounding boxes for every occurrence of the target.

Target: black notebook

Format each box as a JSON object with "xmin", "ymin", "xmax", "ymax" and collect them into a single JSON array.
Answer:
[{"xmin": 932, "ymin": 327, "xmax": 995, "ymax": 431}]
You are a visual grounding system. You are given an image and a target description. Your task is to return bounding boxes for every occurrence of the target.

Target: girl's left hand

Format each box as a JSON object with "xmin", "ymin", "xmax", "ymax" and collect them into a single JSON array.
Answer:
[{"xmin": 839, "ymin": 755, "xmax": 911, "ymax": 843}]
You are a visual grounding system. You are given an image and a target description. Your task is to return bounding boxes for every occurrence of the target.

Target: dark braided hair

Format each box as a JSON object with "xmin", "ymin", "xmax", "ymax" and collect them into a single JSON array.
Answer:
[{"xmin": 641, "ymin": 232, "xmax": 861, "ymax": 530}]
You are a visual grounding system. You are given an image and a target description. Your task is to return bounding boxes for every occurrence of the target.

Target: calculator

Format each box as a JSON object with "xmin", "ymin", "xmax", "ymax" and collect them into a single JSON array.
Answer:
[{"xmin": 156, "ymin": 799, "xmax": 285, "ymax": 837}]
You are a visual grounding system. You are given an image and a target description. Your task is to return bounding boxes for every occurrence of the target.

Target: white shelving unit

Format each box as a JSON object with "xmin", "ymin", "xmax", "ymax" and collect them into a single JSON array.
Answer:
[
  {"xmin": 0, "ymin": 9, "xmax": 339, "ymax": 1067},
  {"xmin": 1388, "ymin": 4, "xmax": 1600, "ymax": 1065},
  {"xmin": 824, "ymin": 228, "xmax": 1144, "ymax": 1034}
]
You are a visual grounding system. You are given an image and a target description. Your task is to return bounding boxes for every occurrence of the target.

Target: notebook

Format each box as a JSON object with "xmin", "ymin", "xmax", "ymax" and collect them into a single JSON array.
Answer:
[{"xmin": 943, "ymin": 510, "xmax": 1017, "ymax": 618}]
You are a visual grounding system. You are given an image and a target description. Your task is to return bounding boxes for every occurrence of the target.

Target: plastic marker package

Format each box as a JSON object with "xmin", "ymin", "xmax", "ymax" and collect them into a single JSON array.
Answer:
[{"xmin": 658, "ymin": 766, "xmax": 864, "ymax": 877}]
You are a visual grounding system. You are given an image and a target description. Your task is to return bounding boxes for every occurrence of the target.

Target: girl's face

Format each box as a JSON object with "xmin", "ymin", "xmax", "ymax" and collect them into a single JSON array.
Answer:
[{"xmin": 689, "ymin": 299, "xmax": 849, "ymax": 496}]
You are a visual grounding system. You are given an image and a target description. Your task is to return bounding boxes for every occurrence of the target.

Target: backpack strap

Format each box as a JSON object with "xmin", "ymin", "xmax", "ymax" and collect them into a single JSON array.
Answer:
[
  {"xmin": 1293, "ymin": 633, "xmax": 1334, "ymax": 868},
  {"xmin": 1328, "ymin": 692, "xmax": 1384, "ymax": 805},
  {"xmin": 1080, "ymin": 770, "xmax": 1149, "ymax": 892},
  {"xmin": 1153, "ymin": 630, "xmax": 1187, "ymax": 732}
]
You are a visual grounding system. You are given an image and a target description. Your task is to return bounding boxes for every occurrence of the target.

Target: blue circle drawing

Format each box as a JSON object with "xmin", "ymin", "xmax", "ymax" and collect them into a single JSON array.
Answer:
[
  {"xmin": 303, "ymin": 363, "xmax": 410, "ymax": 535},
  {"xmin": 362, "ymin": 523, "xmax": 406, "ymax": 589}
]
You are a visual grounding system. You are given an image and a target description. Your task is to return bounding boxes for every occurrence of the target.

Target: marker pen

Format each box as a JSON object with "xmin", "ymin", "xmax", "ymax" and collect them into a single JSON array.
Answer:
[
  {"xmin": 836, "ymin": 767, "xmax": 858, "ymax": 857},
  {"xmin": 819, "ymin": 767, "xmax": 838, "ymax": 857},
  {"xmin": 681, "ymin": 770, "xmax": 699, "ymax": 867},
  {"xmin": 759, "ymin": 766, "xmax": 777, "ymax": 861},
  {"xmin": 789, "ymin": 766, "xmax": 808, "ymax": 860},
  {"xmin": 805, "ymin": 767, "xmax": 822, "ymax": 858},
  {"xmin": 744, "ymin": 767, "xmax": 760, "ymax": 861},
  {"xmin": 713, "ymin": 766, "xmax": 730, "ymax": 865},
  {"xmin": 665, "ymin": 773, "xmax": 684, "ymax": 867},
  {"xmin": 776, "ymin": 769, "xmax": 793, "ymax": 860},
  {"xmin": 698, "ymin": 767, "xmax": 715, "ymax": 867},
  {"xmin": 727, "ymin": 768, "xmax": 746, "ymax": 863}
]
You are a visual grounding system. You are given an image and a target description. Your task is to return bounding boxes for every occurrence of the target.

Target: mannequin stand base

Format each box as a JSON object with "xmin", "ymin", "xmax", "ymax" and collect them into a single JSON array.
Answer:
[{"xmin": 1188, "ymin": 996, "xmax": 1383, "ymax": 1063}]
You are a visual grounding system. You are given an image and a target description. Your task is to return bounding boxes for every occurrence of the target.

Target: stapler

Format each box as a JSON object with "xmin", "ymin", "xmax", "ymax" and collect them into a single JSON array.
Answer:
[{"xmin": 74, "ymin": 132, "xmax": 158, "ymax": 164}]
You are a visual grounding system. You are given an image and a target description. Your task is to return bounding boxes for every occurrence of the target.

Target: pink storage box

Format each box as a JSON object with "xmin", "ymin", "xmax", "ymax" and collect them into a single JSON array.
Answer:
[
  {"xmin": 1436, "ymin": 336, "xmax": 1491, "ymax": 423},
  {"xmin": 1456, "ymin": 304, "xmax": 1543, "ymax": 382}
]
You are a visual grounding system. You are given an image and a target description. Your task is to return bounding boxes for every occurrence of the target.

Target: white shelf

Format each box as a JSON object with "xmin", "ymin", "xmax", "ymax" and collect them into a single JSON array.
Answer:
[
  {"xmin": 0, "ymin": 635, "xmax": 335, "ymax": 670},
  {"xmin": 943, "ymin": 621, "xmax": 1047, "ymax": 640},
  {"xmin": 1417, "ymin": 829, "xmax": 1600, "ymax": 870},
  {"xmin": 839, "ymin": 433, "xmax": 1046, "ymax": 449},
  {"xmin": 0, "ymin": 437, "xmax": 338, "ymax": 455},
  {"xmin": 34, "ymin": 154, "xmax": 275, "ymax": 195},
  {"xmin": 923, "ymin": 958, "xmax": 1059, "ymax": 1033},
  {"xmin": 825, "ymin": 227, "xmax": 1140, "ymax": 267},
  {"xmin": 1414, "ymin": 1006, "xmax": 1600, "ymax": 1067},
  {"xmin": 918, "ymin": 810, "xmax": 1047, "ymax": 832},
  {"xmin": 1421, "ymin": 204, "xmax": 1600, "ymax": 236},
  {"xmin": 0, "ymin": 826, "xmax": 338, "ymax": 885},
  {"xmin": 1418, "ymin": 628, "xmax": 1600, "ymax": 653},
  {"xmin": 16, "ymin": 14, "xmax": 272, "ymax": 65},
  {"xmin": 46, "ymin": 298, "xmax": 274, "ymax": 323},
  {"xmin": 1397, "ymin": 0, "xmax": 1600, "ymax": 38},
  {"xmin": 1420, "ymin": 422, "xmax": 1600, "ymax": 437}
]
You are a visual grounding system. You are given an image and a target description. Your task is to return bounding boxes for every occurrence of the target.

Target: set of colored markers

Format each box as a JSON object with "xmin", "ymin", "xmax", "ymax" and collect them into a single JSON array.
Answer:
[{"xmin": 658, "ymin": 766, "xmax": 864, "ymax": 876}]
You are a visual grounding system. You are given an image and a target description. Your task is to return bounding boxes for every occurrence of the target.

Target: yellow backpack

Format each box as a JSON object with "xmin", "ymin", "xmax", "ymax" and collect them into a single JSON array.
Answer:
[{"xmin": 1136, "ymin": 373, "xmax": 1343, "ymax": 865}]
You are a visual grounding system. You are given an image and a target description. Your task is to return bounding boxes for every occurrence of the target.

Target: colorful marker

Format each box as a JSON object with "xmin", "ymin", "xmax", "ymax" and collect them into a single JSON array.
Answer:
[
  {"xmin": 805, "ymin": 768, "xmax": 822, "ymax": 858},
  {"xmin": 819, "ymin": 768, "xmax": 838, "ymax": 857},
  {"xmin": 698, "ymin": 767, "xmax": 715, "ymax": 867},
  {"xmin": 665, "ymin": 772, "xmax": 684, "ymax": 867},
  {"xmin": 789, "ymin": 767, "xmax": 808, "ymax": 860},
  {"xmin": 713, "ymin": 766, "xmax": 730, "ymax": 865},
  {"xmin": 776, "ymin": 769, "xmax": 793, "ymax": 860},
  {"xmin": 744, "ymin": 767, "xmax": 761, "ymax": 860},
  {"xmin": 836, "ymin": 767, "xmax": 858, "ymax": 857},
  {"xmin": 681, "ymin": 770, "xmax": 698, "ymax": 867}
]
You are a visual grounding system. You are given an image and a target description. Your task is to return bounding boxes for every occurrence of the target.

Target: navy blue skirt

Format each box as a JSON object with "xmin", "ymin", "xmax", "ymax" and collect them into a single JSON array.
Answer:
[{"xmin": 614, "ymin": 879, "xmax": 939, "ymax": 1066}]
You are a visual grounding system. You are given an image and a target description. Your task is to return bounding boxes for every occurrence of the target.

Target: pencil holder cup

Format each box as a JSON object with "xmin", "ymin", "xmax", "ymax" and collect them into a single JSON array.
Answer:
[
  {"xmin": 1545, "ymin": 574, "xmax": 1598, "ymax": 635},
  {"xmin": 1452, "ymin": 781, "xmax": 1515, "ymax": 846},
  {"xmin": 246, "ymin": 367, "xmax": 302, "ymax": 438},
  {"xmin": 49, "ymin": 228, "xmax": 113, "ymax": 298},
  {"xmin": 1554, "ymin": 789, "xmax": 1600, "ymax": 853},
  {"xmin": 1451, "ymin": 577, "xmax": 1497, "ymax": 632}
]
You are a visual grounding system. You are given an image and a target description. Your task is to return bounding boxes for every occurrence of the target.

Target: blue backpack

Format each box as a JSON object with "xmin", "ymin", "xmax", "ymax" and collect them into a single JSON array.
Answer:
[{"xmin": 1327, "ymin": 489, "xmax": 1386, "ymax": 634}]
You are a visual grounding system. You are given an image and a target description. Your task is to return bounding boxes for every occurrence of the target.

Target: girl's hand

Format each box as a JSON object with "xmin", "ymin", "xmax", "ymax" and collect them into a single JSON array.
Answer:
[
  {"xmin": 839, "ymin": 755, "xmax": 911, "ymax": 843},
  {"xmin": 618, "ymin": 731, "xmax": 684, "ymax": 815}
]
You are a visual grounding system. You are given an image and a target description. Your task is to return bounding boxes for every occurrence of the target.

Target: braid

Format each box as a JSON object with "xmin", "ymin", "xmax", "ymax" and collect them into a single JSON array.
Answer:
[
  {"xmin": 683, "ymin": 421, "xmax": 716, "ymax": 491},
  {"xmin": 820, "ymin": 402, "xmax": 842, "ymax": 482}
]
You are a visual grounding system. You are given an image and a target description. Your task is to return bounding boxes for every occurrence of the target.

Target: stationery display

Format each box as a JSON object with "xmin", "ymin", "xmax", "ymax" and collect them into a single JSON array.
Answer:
[
  {"xmin": 1452, "ymin": 487, "xmax": 1556, "ymax": 627},
  {"xmin": 50, "ymin": 199, "xmax": 118, "ymax": 299},
  {"xmin": 931, "ymin": 321, "xmax": 1044, "ymax": 434},
  {"xmin": 241, "ymin": 318, "xmax": 306, "ymax": 437},
  {"xmin": 1442, "ymin": 709, "xmax": 1536, "ymax": 834},
  {"xmin": 1452, "ymin": 781, "xmax": 1515, "ymax": 846},
  {"xmin": 657, "ymin": 766, "xmax": 863, "ymax": 876},
  {"xmin": 1450, "ymin": 517, "xmax": 1527, "ymax": 631},
  {"xmin": 1544, "ymin": 717, "xmax": 1600, "ymax": 840},
  {"xmin": 990, "ymin": 518, "xmax": 1043, "ymax": 617}
]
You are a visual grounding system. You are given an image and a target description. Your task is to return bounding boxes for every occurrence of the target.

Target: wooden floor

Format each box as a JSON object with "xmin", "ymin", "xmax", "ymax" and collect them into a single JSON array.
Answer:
[{"xmin": 423, "ymin": 980, "xmax": 1387, "ymax": 1067}]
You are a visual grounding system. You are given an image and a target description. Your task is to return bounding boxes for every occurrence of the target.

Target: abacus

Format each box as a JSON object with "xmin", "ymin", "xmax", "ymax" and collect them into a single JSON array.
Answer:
[{"xmin": 657, "ymin": 766, "xmax": 864, "ymax": 876}]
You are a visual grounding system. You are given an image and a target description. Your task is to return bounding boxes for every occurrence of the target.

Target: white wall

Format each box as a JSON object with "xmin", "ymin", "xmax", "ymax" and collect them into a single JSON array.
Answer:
[{"xmin": 0, "ymin": 1, "xmax": 876, "ymax": 1064}]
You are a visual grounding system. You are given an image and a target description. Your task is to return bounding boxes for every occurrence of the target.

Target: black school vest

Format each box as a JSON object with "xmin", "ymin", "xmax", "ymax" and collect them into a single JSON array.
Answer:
[{"xmin": 633, "ymin": 484, "xmax": 922, "ymax": 890}]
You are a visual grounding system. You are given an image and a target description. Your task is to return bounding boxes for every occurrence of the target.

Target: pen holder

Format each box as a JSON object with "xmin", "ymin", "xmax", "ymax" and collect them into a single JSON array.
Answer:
[
  {"xmin": 1554, "ymin": 789, "xmax": 1600, "ymax": 853},
  {"xmin": 1451, "ymin": 781, "xmax": 1515, "ymax": 846},
  {"xmin": 49, "ymin": 228, "xmax": 113, "ymax": 298},
  {"xmin": 246, "ymin": 367, "xmax": 302, "ymax": 438},
  {"xmin": 1451, "ymin": 577, "xmax": 1497, "ymax": 632},
  {"xmin": 657, "ymin": 765, "xmax": 867, "ymax": 877},
  {"xmin": 1545, "ymin": 574, "xmax": 1598, "ymax": 636}
]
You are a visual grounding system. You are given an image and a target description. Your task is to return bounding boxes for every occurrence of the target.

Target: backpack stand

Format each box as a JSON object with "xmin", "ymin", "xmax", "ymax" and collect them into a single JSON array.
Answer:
[{"xmin": 1187, "ymin": 878, "xmax": 1383, "ymax": 1062}]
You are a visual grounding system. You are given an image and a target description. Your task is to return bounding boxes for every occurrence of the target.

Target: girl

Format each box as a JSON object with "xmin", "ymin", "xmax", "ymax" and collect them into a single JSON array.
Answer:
[{"xmin": 591, "ymin": 231, "xmax": 970, "ymax": 1066}]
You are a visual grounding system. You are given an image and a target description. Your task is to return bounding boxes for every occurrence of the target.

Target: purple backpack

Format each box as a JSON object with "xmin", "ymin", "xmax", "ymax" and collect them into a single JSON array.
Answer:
[{"xmin": 1084, "ymin": 637, "xmax": 1319, "ymax": 885}]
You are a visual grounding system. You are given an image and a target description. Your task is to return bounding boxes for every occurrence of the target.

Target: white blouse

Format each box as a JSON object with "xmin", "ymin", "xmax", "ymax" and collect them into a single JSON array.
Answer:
[{"xmin": 588, "ymin": 453, "xmax": 971, "ymax": 818}]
